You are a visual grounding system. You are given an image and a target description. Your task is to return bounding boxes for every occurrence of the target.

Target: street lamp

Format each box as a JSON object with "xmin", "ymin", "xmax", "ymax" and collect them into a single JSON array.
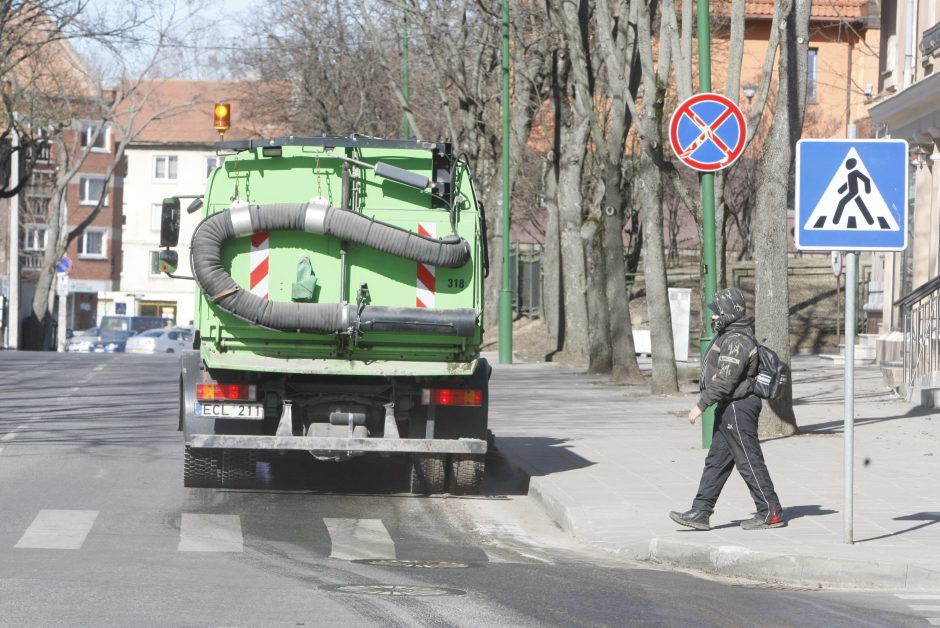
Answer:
[{"xmin": 742, "ymin": 82, "xmax": 756, "ymax": 104}]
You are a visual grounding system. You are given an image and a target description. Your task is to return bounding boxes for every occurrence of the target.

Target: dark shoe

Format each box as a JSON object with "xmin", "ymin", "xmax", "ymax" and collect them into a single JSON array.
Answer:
[
  {"xmin": 669, "ymin": 509, "xmax": 711, "ymax": 531},
  {"xmin": 741, "ymin": 508, "xmax": 786, "ymax": 530}
]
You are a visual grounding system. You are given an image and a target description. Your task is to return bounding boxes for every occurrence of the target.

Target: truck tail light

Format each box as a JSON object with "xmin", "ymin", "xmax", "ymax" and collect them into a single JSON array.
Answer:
[
  {"xmin": 197, "ymin": 383, "xmax": 256, "ymax": 401},
  {"xmin": 421, "ymin": 388, "xmax": 483, "ymax": 407}
]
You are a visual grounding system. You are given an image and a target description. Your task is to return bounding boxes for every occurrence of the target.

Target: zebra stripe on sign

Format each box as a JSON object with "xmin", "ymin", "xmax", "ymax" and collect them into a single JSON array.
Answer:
[
  {"xmin": 324, "ymin": 518, "xmax": 396, "ymax": 561},
  {"xmin": 416, "ymin": 223, "xmax": 436, "ymax": 308},
  {"xmin": 250, "ymin": 231, "xmax": 270, "ymax": 299}
]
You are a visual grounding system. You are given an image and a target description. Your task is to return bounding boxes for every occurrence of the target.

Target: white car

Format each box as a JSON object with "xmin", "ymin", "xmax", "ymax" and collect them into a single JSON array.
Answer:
[{"xmin": 125, "ymin": 328, "xmax": 193, "ymax": 354}]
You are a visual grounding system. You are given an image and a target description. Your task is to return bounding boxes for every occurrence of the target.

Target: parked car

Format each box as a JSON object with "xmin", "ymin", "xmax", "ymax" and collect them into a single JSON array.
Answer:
[
  {"xmin": 90, "ymin": 330, "xmax": 136, "ymax": 353},
  {"xmin": 125, "ymin": 328, "xmax": 193, "ymax": 354},
  {"xmin": 65, "ymin": 328, "xmax": 135, "ymax": 353},
  {"xmin": 65, "ymin": 327, "xmax": 104, "ymax": 353},
  {"xmin": 100, "ymin": 315, "xmax": 175, "ymax": 334}
]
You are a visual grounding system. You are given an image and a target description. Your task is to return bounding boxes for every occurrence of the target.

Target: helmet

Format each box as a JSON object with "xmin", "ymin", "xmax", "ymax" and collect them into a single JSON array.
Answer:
[{"xmin": 708, "ymin": 287, "xmax": 746, "ymax": 332}]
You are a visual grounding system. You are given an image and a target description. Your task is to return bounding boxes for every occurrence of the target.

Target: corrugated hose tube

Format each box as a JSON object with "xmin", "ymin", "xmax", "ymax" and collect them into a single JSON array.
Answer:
[{"xmin": 190, "ymin": 200, "xmax": 476, "ymax": 336}]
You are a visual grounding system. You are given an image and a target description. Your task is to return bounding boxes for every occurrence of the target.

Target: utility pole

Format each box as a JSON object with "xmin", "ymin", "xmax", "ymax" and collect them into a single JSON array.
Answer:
[
  {"xmin": 498, "ymin": 0, "xmax": 512, "ymax": 364},
  {"xmin": 697, "ymin": 0, "xmax": 718, "ymax": 448}
]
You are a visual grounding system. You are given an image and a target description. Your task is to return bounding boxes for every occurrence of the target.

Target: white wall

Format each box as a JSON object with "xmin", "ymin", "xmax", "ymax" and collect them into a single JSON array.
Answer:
[{"xmin": 121, "ymin": 146, "xmax": 219, "ymax": 326}]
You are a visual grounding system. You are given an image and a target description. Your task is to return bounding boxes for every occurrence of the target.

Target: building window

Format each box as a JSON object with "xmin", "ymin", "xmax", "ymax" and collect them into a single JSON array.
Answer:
[
  {"xmin": 807, "ymin": 48, "xmax": 818, "ymax": 103},
  {"xmin": 79, "ymin": 176, "xmax": 108, "ymax": 206},
  {"xmin": 205, "ymin": 155, "xmax": 223, "ymax": 180},
  {"xmin": 154, "ymin": 155, "xmax": 178, "ymax": 181},
  {"xmin": 80, "ymin": 122, "xmax": 109, "ymax": 152},
  {"xmin": 77, "ymin": 228, "xmax": 107, "ymax": 259},
  {"xmin": 23, "ymin": 226, "xmax": 47, "ymax": 251}
]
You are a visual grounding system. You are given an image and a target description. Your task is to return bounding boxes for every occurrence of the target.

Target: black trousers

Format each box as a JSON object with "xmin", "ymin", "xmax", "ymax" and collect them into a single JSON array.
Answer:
[{"xmin": 691, "ymin": 395, "xmax": 781, "ymax": 517}]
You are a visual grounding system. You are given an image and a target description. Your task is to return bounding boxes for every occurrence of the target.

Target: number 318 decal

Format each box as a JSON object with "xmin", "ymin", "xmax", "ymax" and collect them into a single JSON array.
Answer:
[{"xmin": 447, "ymin": 278, "xmax": 466, "ymax": 289}]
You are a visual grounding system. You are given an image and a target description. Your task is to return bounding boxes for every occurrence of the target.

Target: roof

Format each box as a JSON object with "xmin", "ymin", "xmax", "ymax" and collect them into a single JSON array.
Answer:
[
  {"xmin": 118, "ymin": 79, "xmax": 283, "ymax": 146},
  {"xmin": 712, "ymin": 0, "xmax": 867, "ymax": 20}
]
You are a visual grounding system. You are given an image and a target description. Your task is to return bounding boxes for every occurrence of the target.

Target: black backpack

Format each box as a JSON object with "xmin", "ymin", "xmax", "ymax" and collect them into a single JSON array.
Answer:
[{"xmin": 748, "ymin": 338, "xmax": 789, "ymax": 401}]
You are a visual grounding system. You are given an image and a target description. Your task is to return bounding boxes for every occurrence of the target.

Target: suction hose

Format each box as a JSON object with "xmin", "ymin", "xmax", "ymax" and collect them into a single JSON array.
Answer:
[{"xmin": 190, "ymin": 200, "xmax": 476, "ymax": 336}]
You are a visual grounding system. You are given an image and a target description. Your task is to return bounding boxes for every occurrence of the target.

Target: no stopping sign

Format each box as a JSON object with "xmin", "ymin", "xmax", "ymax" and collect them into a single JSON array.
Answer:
[{"xmin": 669, "ymin": 93, "xmax": 747, "ymax": 172}]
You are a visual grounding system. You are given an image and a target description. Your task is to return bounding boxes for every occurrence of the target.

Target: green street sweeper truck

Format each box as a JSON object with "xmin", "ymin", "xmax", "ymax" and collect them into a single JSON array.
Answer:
[{"xmin": 158, "ymin": 107, "xmax": 490, "ymax": 494}]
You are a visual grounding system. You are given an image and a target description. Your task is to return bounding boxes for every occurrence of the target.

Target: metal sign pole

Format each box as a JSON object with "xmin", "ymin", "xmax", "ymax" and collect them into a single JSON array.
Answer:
[{"xmin": 844, "ymin": 251, "xmax": 856, "ymax": 544}]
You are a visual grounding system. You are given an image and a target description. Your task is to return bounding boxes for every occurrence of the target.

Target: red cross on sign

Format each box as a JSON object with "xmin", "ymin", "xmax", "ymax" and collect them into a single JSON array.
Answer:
[{"xmin": 669, "ymin": 93, "xmax": 747, "ymax": 172}]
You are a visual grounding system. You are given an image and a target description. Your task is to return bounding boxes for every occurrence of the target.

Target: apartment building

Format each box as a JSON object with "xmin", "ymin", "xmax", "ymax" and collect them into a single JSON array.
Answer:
[{"xmin": 867, "ymin": 1, "xmax": 940, "ymax": 402}]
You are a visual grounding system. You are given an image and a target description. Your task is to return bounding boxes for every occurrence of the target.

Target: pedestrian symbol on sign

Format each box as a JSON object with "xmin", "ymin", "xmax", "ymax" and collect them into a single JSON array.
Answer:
[{"xmin": 803, "ymin": 148, "xmax": 899, "ymax": 232}]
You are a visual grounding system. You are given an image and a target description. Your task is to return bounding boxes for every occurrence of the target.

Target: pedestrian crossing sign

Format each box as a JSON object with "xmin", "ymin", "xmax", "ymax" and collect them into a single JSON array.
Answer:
[{"xmin": 795, "ymin": 139, "xmax": 908, "ymax": 251}]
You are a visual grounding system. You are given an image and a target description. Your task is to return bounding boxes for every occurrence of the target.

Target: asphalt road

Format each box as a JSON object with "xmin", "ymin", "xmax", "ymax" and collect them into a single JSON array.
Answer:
[{"xmin": 0, "ymin": 352, "xmax": 930, "ymax": 627}]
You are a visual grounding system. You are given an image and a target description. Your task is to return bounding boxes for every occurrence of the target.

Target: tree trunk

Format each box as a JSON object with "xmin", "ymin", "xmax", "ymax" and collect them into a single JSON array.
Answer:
[
  {"xmin": 638, "ymin": 147, "xmax": 678, "ymax": 394},
  {"xmin": 583, "ymin": 208, "xmax": 611, "ymax": 372},
  {"xmin": 595, "ymin": 0, "xmax": 644, "ymax": 384},
  {"xmin": 754, "ymin": 0, "xmax": 809, "ymax": 436},
  {"xmin": 556, "ymin": 117, "xmax": 591, "ymax": 364},
  {"xmin": 541, "ymin": 152, "xmax": 562, "ymax": 355}
]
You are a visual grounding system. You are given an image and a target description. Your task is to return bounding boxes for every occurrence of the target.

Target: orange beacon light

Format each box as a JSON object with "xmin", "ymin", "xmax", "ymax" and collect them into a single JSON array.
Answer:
[{"xmin": 213, "ymin": 103, "xmax": 231, "ymax": 138}]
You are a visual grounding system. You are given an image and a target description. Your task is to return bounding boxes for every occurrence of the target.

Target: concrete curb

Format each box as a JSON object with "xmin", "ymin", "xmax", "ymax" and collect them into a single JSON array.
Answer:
[
  {"xmin": 626, "ymin": 538, "xmax": 940, "ymax": 590},
  {"xmin": 527, "ymin": 477, "xmax": 940, "ymax": 590}
]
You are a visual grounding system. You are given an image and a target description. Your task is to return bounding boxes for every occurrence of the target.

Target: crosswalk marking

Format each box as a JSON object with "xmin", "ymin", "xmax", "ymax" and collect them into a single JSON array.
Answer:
[
  {"xmin": 324, "ymin": 518, "xmax": 396, "ymax": 561},
  {"xmin": 896, "ymin": 595, "xmax": 940, "ymax": 625},
  {"xmin": 2, "ymin": 510, "xmax": 541, "ymax": 565},
  {"xmin": 178, "ymin": 514, "xmax": 243, "ymax": 552},
  {"xmin": 15, "ymin": 509, "xmax": 99, "ymax": 550}
]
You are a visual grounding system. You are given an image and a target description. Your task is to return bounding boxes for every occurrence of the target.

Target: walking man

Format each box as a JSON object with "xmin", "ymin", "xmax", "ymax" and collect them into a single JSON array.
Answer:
[{"xmin": 669, "ymin": 287, "xmax": 785, "ymax": 531}]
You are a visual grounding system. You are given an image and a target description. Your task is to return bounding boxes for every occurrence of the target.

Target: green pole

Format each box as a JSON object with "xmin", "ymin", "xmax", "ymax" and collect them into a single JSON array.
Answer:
[
  {"xmin": 498, "ymin": 0, "xmax": 513, "ymax": 364},
  {"xmin": 403, "ymin": 12, "xmax": 410, "ymax": 139},
  {"xmin": 697, "ymin": 0, "xmax": 718, "ymax": 448}
]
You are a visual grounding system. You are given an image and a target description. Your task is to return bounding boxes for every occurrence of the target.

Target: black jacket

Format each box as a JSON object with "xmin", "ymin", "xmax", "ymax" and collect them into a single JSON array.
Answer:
[{"xmin": 697, "ymin": 317, "xmax": 759, "ymax": 411}]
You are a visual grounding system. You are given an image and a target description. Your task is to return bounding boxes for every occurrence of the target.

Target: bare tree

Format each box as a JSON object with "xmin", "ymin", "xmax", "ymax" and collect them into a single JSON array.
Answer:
[
  {"xmin": 753, "ymin": 0, "xmax": 811, "ymax": 436},
  {"xmin": 23, "ymin": 4, "xmax": 202, "ymax": 348},
  {"xmin": 590, "ymin": 0, "xmax": 645, "ymax": 383},
  {"xmin": 1, "ymin": 1, "xmax": 140, "ymax": 198}
]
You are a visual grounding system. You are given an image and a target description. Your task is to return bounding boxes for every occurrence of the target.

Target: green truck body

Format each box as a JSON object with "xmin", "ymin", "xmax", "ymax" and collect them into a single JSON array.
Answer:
[{"xmin": 164, "ymin": 136, "xmax": 489, "ymax": 494}]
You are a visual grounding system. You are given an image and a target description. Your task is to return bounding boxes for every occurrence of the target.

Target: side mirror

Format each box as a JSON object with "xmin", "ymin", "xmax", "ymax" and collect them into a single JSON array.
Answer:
[
  {"xmin": 158, "ymin": 250, "xmax": 179, "ymax": 274},
  {"xmin": 160, "ymin": 197, "xmax": 181, "ymax": 247},
  {"xmin": 186, "ymin": 197, "xmax": 203, "ymax": 214}
]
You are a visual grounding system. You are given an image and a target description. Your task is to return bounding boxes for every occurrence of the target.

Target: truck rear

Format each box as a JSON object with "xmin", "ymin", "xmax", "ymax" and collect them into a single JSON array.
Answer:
[{"xmin": 159, "ymin": 130, "xmax": 489, "ymax": 494}]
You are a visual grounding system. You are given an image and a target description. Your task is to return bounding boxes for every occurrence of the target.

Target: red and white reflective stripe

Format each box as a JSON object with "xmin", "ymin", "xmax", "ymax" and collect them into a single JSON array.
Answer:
[
  {"xmin": 416, "ymin": 223, "xmax": 436, "ymax": 308},
  {"xmin": 250, "ymin": 231, "xmax": 270, "ymax": 299}
]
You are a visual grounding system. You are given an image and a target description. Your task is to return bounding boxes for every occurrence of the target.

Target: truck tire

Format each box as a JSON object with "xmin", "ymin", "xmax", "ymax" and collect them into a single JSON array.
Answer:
[
  {"xmin": 448, "ymin": 454, "xmax": 484, "ymax": 495},
  {"xmin": 409, "ymin": 454, "xmax": 446, "ymax": 495},
  {"xmin": 221, "ymin": 450, "xmax": 258, "ymax": 488},
  {"xmin": 184, "ymin": 447, "xmax": 222, "ymax": 488}
]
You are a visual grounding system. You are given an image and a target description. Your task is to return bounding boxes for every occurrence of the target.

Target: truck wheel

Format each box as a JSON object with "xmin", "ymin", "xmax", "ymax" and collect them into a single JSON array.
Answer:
[
  {"xmin": 409, "ymin": 454, "xmax": 446, "ymax": 495},
  {"xmin": 221, "ymin": 450, "xmax": 258, "ymax": 488},
  {"xmin": 184, "ymin": 447, "xmax": 222, "ymax": 488},
  {"xmin": 448, "ymin": 454, "xmax": 484, "ymax": 495}
]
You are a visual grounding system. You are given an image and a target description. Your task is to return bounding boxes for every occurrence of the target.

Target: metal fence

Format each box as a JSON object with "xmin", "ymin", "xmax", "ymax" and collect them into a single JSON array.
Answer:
[{"xmin": 900, "ymin": 277, "xmax": 940, "ymax": 389}]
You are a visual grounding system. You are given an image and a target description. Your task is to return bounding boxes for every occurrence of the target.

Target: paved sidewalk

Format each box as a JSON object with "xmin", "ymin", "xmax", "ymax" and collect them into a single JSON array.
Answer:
[{"xmin": 486, "ymin": 353, "xmax": 940, "ymax": 589}]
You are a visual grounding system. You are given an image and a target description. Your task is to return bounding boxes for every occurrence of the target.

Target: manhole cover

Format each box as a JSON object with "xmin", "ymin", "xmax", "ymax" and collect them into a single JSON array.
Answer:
[
  {"xmin": 354, "ymin": 559, "xmax": 476, "ymax": 569},
  {"xmin": 320, "ymin": 584, "xmax": 466, "ymax": 597}
]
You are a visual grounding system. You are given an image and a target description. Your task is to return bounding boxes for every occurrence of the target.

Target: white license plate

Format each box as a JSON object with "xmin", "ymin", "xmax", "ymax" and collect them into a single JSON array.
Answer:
[{"xmin": 196, "ymin": 402, "xmax": 264, "ymax": 419}]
